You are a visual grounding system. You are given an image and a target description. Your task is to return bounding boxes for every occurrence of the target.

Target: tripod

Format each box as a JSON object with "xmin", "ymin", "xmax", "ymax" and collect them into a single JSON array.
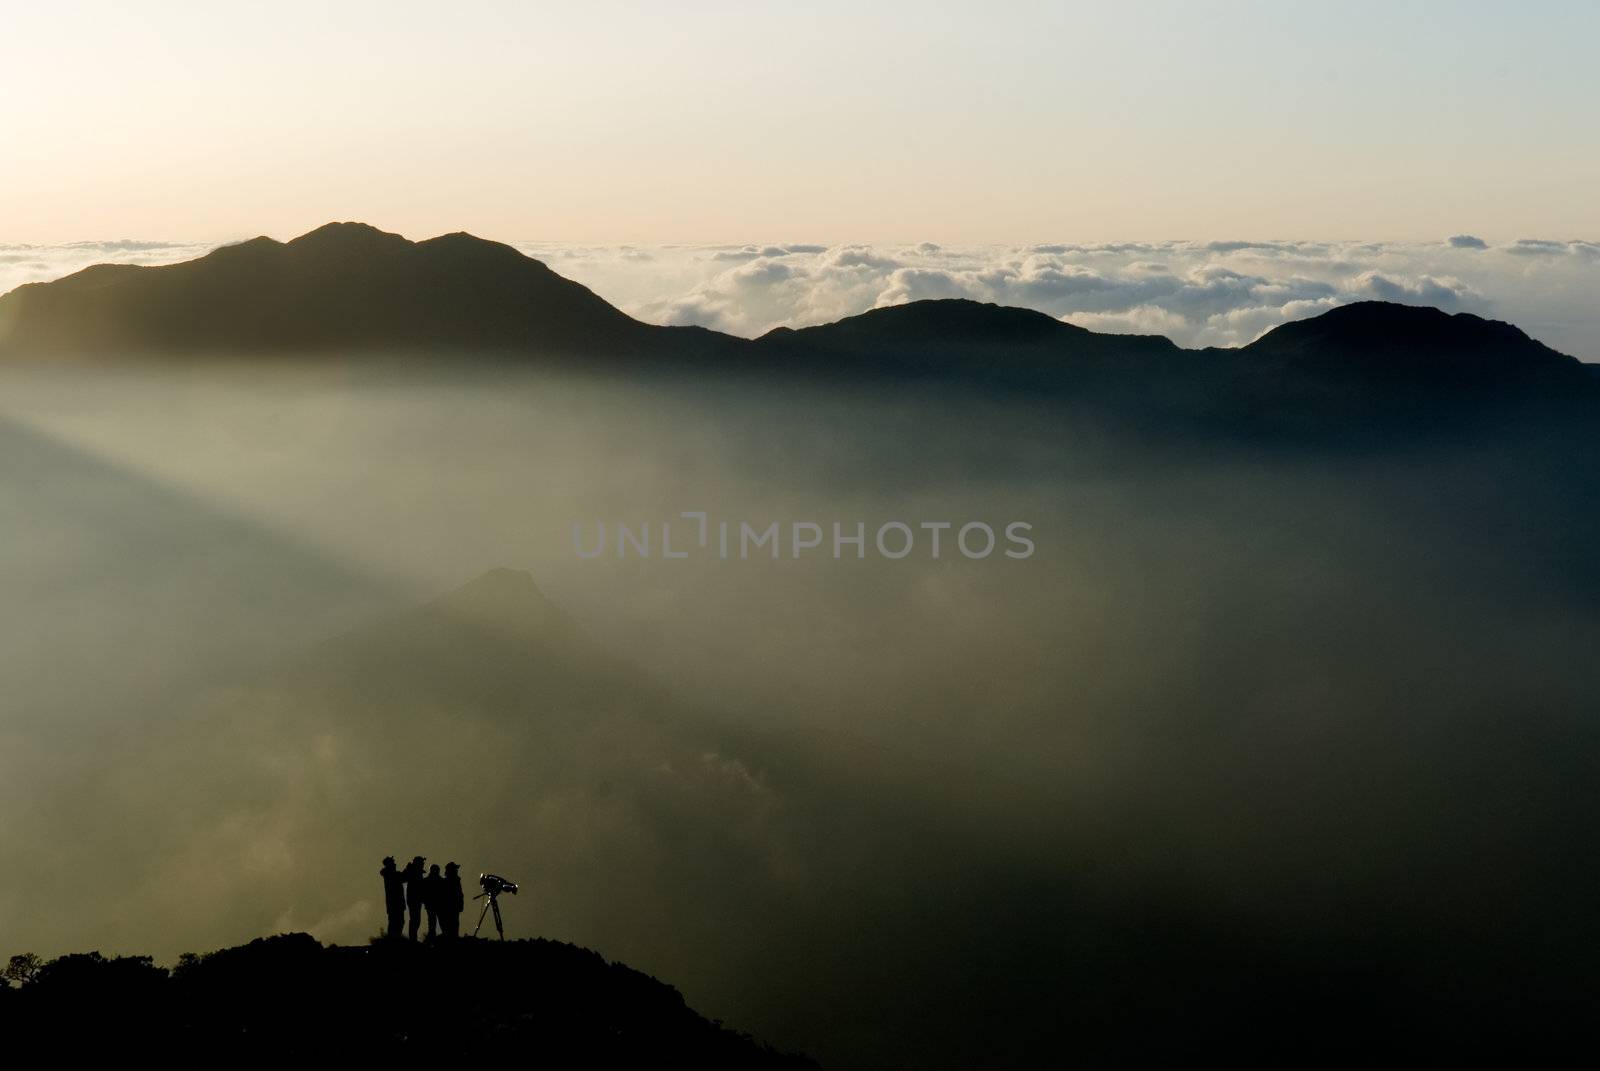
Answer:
[{"xmin": 472, "ymin": 888, "xmax": 507, "ymax": 939}]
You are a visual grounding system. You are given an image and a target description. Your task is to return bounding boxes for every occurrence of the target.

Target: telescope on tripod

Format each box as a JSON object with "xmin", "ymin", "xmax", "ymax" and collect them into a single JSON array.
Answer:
[{"xmin": 472, "ymin": 873, "xmax": 519, "ymax": 939}]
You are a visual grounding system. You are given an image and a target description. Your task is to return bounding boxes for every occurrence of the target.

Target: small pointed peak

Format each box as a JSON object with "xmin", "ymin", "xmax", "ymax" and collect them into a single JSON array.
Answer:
[
  {"xmin": 417, "ymin": 230, "xmax": 536, "ymax": 263},
  {"xmin": 201, "ymin": 235, "xmax": 284, "ymax": 261},
  {"xmin": 423, "ymin": 230, "xmax": 485, "ymax": 243},
  {"xmin": 427, "ymin": 568, "xmax": 574, "ymax": 637},
  {"xmin": 438, "ymin": 567, "xmax": 553, "ymax": 609},
  {"xmin": 220, "ymin": 235, "xmax": 283, "ymax": 251},
  {"xmin": 463, "ymin": 566, "xmax": 544, "ymax": 592}
]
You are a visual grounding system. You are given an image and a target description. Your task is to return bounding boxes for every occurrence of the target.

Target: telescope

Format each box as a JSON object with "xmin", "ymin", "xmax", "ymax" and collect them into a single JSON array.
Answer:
[
  {"xmin": 472, "ymin": 872, "xmax": 519, "ymax": 938},
  {"xmin": 479, "ymin": 873, "xmax": 518, "ymax": 897}
]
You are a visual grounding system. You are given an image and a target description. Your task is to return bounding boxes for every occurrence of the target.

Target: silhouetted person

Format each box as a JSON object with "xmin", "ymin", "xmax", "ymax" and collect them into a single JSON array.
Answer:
[
  {"xmin": 441, "ymin": 862, "xmax": 465, "ymax": 938},
  {"xmin": 380, "ymin": 856, "xmax": 406, "ymax": 939},
  {"xmin": 423, "ymin": 863, "xmax": 445, "ymax": 939},
  {"xmin": 402, "ymin": 856, "xmax": 427, "ymax": 941}
]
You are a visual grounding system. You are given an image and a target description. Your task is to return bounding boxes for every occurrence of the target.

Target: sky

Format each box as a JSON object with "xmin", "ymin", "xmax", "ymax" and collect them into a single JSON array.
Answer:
[{"xmin": 3, "ymin": 1, "xmax": 1598, "ymax": 246}]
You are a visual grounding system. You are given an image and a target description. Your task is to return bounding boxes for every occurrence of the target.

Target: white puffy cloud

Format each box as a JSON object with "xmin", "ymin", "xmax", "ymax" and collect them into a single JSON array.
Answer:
[{"xmin": 875, "ymin": 267, "xmax": 981, "ymax": 306}]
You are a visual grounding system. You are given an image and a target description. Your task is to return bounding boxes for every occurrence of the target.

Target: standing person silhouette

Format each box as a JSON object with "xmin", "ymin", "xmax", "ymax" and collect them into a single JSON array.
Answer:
[
  {"xmin": 423, "ymin": 863, "xmax": 445, "ymax": 940},
  {"xmin": 441, "ymin": 862, "xmax": 465, "ymax": 938},
  {"xmin": 402, "ymin": 856, "xmax": 427, "ymax": 941},
  {"xmin": 380, "ymin": 856, "xmax": 406, "ymax": 940}
]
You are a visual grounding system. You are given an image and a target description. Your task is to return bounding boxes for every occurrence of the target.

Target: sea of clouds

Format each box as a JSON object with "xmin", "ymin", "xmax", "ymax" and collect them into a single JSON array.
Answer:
[
  {"xmin": 529, "ymin": 236, "xmax": 1600, "ymax": 358},
  {"xmin": 6, "ymin": 234, "xmax": 1599, "ymax": 358}
]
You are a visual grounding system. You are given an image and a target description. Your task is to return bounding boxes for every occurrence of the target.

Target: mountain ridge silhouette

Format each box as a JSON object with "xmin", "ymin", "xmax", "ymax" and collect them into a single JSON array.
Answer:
[
  {"xmin": 0, "ymin": 222, "xmax": 678, "ymax": 355},
  {"xmin": 2, "ymin": 223, "xmax": 1593, "ymax": 444},
  {"xmin": 0, "ymin": 221, "xmax": 1583, "ymax": 370}
]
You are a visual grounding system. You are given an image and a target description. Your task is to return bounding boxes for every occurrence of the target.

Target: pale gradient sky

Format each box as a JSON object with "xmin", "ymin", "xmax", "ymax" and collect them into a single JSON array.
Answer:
[{"xmin": 3, "ymin": 1, "xmax": 1597, "ymax": 245}]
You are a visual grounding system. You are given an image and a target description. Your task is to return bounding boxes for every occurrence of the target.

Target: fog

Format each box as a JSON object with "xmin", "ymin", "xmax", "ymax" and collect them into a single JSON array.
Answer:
[{"xmin": 2, "ymin": 356, "xmax": 1598, "ymax": 1064}]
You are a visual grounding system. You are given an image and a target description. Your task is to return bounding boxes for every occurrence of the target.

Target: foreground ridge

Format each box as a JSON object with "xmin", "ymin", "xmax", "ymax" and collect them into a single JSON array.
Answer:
[{"xmin": 0, "ymin": 932, "xmax": 817, "ymax": 1065}]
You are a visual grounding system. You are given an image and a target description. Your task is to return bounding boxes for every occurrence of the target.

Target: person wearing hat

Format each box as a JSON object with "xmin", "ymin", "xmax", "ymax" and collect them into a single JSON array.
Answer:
[
  {"xmin": 423, "ymin": 863, "xmax": 445, "ymax": 939},
  {"xmin": 402, "ymin": 856, "xmax": 427, "ymax": 941},
  {"xmin": 441, "ymin": 862, "xmax": 465, "ymax": 938},
  {"xmin": 379, "ymin": 856, "xmax": 406, "ymax": 939}
]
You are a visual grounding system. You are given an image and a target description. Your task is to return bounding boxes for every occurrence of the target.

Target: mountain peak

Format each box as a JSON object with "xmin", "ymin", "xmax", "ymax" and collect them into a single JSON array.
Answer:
[
  {"xmin": 773, "ymin": 298, "xmax": 1074, "ymax": 345},
  {"xmin": 286, "ymin": 221, "xmax": 410, "ymax": 251},
  {"xmin": 425, "ymin": 567, "xmax": 577, "ymax": 642},
  {"xmin": 752, "ymin": 297, "xmax": 1183, "ymax": 388},
  {"xmin": 0, "ymin": 222, "xmax": 648, "ymax": 355},
  {"xmin": 1244, "ymin": 300, "xmax": 1583, "ymax": 388},
  {"xmin": 444, "ymin": 566, "xmax": 549, "ymax": 602},
  {"xmin": 1254, "ymin": 301, "xmax": 1528, "ymax": 349}
]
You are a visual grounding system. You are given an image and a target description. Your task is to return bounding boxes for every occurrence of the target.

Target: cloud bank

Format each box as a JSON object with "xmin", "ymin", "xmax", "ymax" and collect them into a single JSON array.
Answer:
[{"xmin": 5, "ymin": 235, "xmax": 1599, "ymax": 358}]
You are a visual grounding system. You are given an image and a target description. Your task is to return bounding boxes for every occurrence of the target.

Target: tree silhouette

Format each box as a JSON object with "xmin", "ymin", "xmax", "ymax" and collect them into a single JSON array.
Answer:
[{"xmin": 4, "ymin": 952, "xmax": 42, "ymax": 987}]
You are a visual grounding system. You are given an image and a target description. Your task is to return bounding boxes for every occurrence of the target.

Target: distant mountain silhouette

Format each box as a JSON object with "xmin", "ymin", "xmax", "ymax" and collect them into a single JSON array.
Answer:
[
  {"xmin": 760, "ymin": 298, "xmax": 1176, "ymax": 356},
  {"xmin": 0, "ymin": 222, "xmax": 717, "ymax": 356},
  {"xmin": 756, "ymin": 296, "xmax": 1591, "ymax": 395},
  {"xmin": 753, "ymin": 299, "xmax": 1188, "ymax": 392},
  {"xmin": 1235, "ymin": 300, "xmax": 1583, "ymax": 388},
  {"xmin": 1, "ymin": 932, "xmax": 815, "ymax": 1063},
  {"xmin": 0, "ymin": 222, "xmax": 1593, "ymax": 430}
]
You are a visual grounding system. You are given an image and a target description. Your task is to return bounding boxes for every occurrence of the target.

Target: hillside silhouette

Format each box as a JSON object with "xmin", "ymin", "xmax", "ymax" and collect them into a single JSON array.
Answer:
[{"xmin": 0, "ymin": 933, "xmax": 815, "ymax": 1064}]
